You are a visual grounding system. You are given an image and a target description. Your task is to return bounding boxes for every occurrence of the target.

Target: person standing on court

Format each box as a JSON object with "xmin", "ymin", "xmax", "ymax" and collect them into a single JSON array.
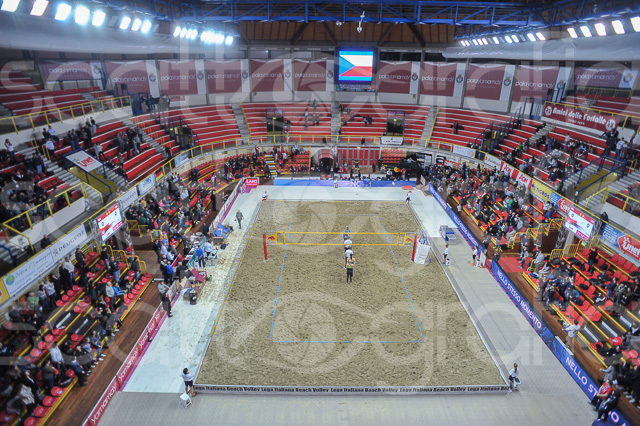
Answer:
[
  {"xmin": 346, "ymin": 254, "xmax": 355, "ymax": 284},
  {"xmin": 406, "ymin": 190, "xmax": 412, "ymax": 204},
  {"xmin": 158, "ymin": 281, "xmax": 172, "ymax": 317},
  {"xmin": 235, "ymin": 210, "xmax": 244, "ymax": 229},
  {"xmin": 344, "ymin": 235, "xmax": 352, "ymax": 251},
  {"xmin": 182, "ymin": 368, "xmax": 196, "ymax": 397},
  {"xmin": 472, "ymin": 245, "xmax": 479, "ymax": 267},
  {"xmin": 443, "ymin": 244, "xmax": 449, "ymax": 265},
  {"xmin": 344, "ymin": 245, "xmax": 354, "ymax": 268}
]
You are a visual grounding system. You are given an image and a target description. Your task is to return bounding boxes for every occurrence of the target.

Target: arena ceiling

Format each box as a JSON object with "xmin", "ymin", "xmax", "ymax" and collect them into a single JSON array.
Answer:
[{"xmin": 91, "ymin": 0, "xmax": 640, "ymax": 46}]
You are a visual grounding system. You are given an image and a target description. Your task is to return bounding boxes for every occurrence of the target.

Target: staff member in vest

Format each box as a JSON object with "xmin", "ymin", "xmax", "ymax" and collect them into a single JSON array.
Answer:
[{"xmin": 346, "ymin": 254, "xmax": 355, "ymax": 284}]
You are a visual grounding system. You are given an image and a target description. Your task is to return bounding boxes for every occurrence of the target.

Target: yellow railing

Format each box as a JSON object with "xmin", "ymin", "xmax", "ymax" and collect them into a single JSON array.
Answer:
[
  {"xmin": 0, "ymin": 182, "xmax": 100, "ymax": 251},
  {"xmin": 0, "ymin": 95, "xmax": 131, "ymax": 134},
  {"xmin": 585, "ymin": 186, "xmax": 640, "ymax": 215}
]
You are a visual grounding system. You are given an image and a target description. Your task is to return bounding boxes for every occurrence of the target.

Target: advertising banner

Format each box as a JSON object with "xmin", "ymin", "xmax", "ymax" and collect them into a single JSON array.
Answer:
[
  {"xmin": 530, "ymin": 180, "xmax": 553, "ymax": 203},
  {"xmin": 174, "ymin": 153, "xmax": 189, "ymax": 168},
  {"xmin": 65, "ymin": 151, "xmax": 102, "ymax": 172},
  {"xmin": 87, "ymin": 377, "xmax": 118, "ymax": 426},
  {"xmin": 452, "ymin": 145, "xmax": 475, "ymax": 158},
  {"xmin": 420, "ymin": 62, "xmax": 464, "ymax": 97},
  {"xmin": 204, "ymin": 60, "xmax": 243, "ymax": 94},
  {"xmin": 49, "ymin": 225, "xmax": 87, "ymax": 264},
  {"xmin": 294, "ymin": 60, "xmax": 326, "ymax": 92},
  {"xmin": 158, "ymin": 60, "xmax": 198, "ymax": 96},
  {"xmin": 515, "ymin": 171, "xmax": 532, "ymax": 189},
  {"xmin": 3, "ymin": 249, "xmax": 55, "ymax": 297},
  {"xmin": 377, "ymin": 61, "xmax": 412, "ymax": 94},
  {"xmin": 542, "ymin": 102, "xmax": 618, "ymax": 133},
  {"xmin": 245, "ymin": 177, "xmax": 259, "ymax": 188},
  {"xmin": 41, "ymin": 61, "xmax": 99, "ymax": 81},
  {"xmin": 251, "ymin": 59, "xmax": 285, "ymax": 92},
  {"xmin": 574, "ymin": 67, "xmax": 638, "ymax": 89},
  {"xmin": 137, "ymin": 173, "xmax": 156, "ymax": 196},
  {"xmin": 465, "ymin": 64, "xmax": 506, "ymax": 100},
  {"xmin": 512, "ymin": 66, "xmax": 560, "ymax": 102},
  {"xmin": 119, "ymin": 187, "xmax": 139, "ymax": 211},
  {"xmin": 565, "ymin": 205, "xmax": 596, "ymax": 241},
  {"xmin": 483, "ymin": 154, "xmax": 502, "ymax": 170},
  {"xmin": 104, "ymin": 61, "xmax": 151, "ymax": 94},
  {"xmin": 500, "ymin": 161, "xmax": 517, "ymax": 179},
  {"xmin": 428, "ymin": 183, "xmax": 481, "ymax": 249},
  {"xmin": 601, "ymin": 224, "xmax": 640, "ymax": 263},
  {"xmin": 380, "ymin": 136, "xmax": 404, "ymax": 146}
]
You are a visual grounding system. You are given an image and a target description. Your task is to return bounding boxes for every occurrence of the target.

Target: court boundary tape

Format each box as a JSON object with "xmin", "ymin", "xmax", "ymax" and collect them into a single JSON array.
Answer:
[{"xmin": 270, "ymin": 216, "xmax": 293, "ymax": 340}]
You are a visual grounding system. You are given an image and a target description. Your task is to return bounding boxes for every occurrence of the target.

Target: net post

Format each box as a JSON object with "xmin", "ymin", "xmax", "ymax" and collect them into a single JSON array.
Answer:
[{"xmin": 263, "ymin": 233, "xmax": 268, "ymax": 260}]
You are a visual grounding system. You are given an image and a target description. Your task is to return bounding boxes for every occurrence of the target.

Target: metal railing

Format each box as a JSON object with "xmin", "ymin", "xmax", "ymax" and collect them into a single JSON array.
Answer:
[
  {"xmin": 585, "ymin": 186, "xmax": 640, "ymax": 215},
  {"xmin": 574, "ymin": 157, "xmax": 628, "ymax": 202},
  {"xmin": 0, "ymin": 95, "xmax": 131, "ymax": 134}
]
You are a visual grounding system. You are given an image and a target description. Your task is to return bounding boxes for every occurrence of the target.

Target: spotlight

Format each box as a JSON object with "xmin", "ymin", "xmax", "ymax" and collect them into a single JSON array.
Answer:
[
  {"xmin": 512, "ymin": 35, "xmax": 520, "ymax": 43},
  {"xmin": 471, "ymin": 39, "xmax": 478, "ymax": 45},
  {"xmin": 1, "ymin": 0, "xmax": 19, "ymax": 12},
  {"xmin": 536, "ymin": 32, "xmax": 545, "ymax": 40},
  {"xmin": 214, "ymin": 32, "xmax": 224, "ymax": 44},
  {"xmin": 30, "ymin": 0, "xmax": 48, "ymax": 16},
  {"xmin": 482, "ymin": 38, "xmax": 488, "ymax": 45},
  {"xmin": 54, "ymin": 3, "xmax": 71, "ymax": 20},
  {"xmin": 567, "ymin": 27, "xmax": 578, "ymax": 38},
  {"xmin": 120, "ymin": 16, "xmax": 131, "ymax": 29},
  {"xmin": 173, "ymin": 26, "xmax": 181, "ymax": 37},
  {"xmin": 141, "ymin": 20, "xmax": 152, "ymax": 33},
  {"xmin": 493, "ymin": 36, "xmax": 499, "ymax": 44},
  {"xmin": 131, "ymin": 18, "xmax": 141, "ymax": 31},
  {"xmin": 580, "ymin": 25, "xmax": 592, "ymax": 37},
  {"xmin": 179, "ymin": 27, "xmax": 187, "ymax": 38},
  {"xmin": 526, "ymin": 33, "xmax": 536, "ymax": 42},
  {"xmin": 459, "ymin": 40, "xmax": 465, "ymax": 46},
  {"xmin": 594, "ymin": 23, "xmax": 606, "ymax": 36},
  {"xmin": 74, "ymin": 5, "xmax": 90, "ymax": 25},
  {"xmin": 92, "ymin": 10, "xmax": 105, "ymax": 26},
  {"xmin": 631, "ymin": 16, "xmax": 640, "ymax": 32},
  {"xmin": 612, "ymin": 20, "xmax": 625, "ymax": 34},
  {"xmin": 357, "ymin": 25, "xmax": 362, "ymax": 33},
  {"xmin": 191, "ymin": 29, "xmax": 198, "ymax": 40},
  {"xmin": 505, "ymin": 35, "xmax": 513, "ymax": 43}
]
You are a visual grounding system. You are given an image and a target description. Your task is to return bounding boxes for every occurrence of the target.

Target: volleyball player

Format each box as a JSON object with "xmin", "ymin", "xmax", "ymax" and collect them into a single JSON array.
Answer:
[{"xmin": 346, "ymin": 254, "xmax": 355, "ymax": 283}]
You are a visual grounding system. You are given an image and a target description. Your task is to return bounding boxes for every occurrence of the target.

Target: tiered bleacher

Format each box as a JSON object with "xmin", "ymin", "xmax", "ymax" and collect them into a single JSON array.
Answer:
[
  {"xmin": 242, "ymin": 102, "xmax": 331, "ymax": 140},
  {"xmin": 339, "ymin": 103, "xmax": 430, "ymax": 142}
]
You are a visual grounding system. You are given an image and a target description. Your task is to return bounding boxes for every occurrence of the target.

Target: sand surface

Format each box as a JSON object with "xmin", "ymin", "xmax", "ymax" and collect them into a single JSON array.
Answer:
[{"xmin": 199, "ymin": 200, "xmax": 503, "ymax": 387}]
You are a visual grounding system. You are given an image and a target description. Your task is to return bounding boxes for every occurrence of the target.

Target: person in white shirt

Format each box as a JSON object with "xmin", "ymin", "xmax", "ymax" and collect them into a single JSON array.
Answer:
[
  {"xmin": 204, "ymin": 240, "xmax": 214, "ymax": 258},
  {"xmin": 406, "ymin": 191, "xmax": 412, "ymax": 204},
  {"xmin": 344, "ymin": 247, "xmax": 353, "ymax": 268},
  {"xmin": 4, "ymin": 139, "xmax": 14, "ymax": 160},
  {"xmin": 49, "ymin": 342, "xmax": 65, "ymax": 371},
  {"xmin": 565, "ymin": 319, "xmax": 581, "ymax": 352},
  {"xmin": 443, "ymin": 244, "xmax": 449, "ymax": 265},
  {"xmin": 182, "ymin": 368, "xmax": 196, "ymax": 397},
  {"xmin": 262, "ymin": 191, "xmax": 268, "ymax": 201},
  {"xmin": 472, "ymin": 245, "xmax": 479, "ymax": 267},
  {"xmin": 344, "ymin": 237, "xmax": 352, "ymax": 250},
  {"xmin": 63, "ymin": 256, "xmax": 75, "ymax": 281},
  {"xmin": 45, "ymin": 139, "xmax": 55, "ymax": 158},
  {"xmin": 508, "ymin": 363, "xmax": 520, "ymax": 393}
]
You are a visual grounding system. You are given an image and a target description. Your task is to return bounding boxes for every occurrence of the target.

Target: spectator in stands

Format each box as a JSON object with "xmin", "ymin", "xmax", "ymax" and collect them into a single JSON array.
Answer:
[
  {"xmin": 47, "ymin": 125, "xmax": 59, "ymax": 143},
  {"xmin": 565, "ymin": 319, "xmax": 581, "ymax": 352},
  {"xmin": 70, "ymin": 356, "xmax": 89, "ymax": 387},
  {"xmin": 595, "ymin": 392, "xmax": 619, "ymax": 422},
  {"xmin": 63, "ymin": 255, "xmax": 75, "ymax": 282},
  {"xmin": 90, "ymin": 330, "xmax": 105, "ymax": 361},
  {"xmin": 94, "ymin": 143, "xmax": 106, "ymax": 162},
  {"xmin": 49, "ymin": 341, "xmax": 65, "ymax": 372},
  {"xmin": 40, "ymin": 234, "xmax": 51, "ymax": 249},
  {"xmin": 108, "ymin": 256, "xmax": 120, "ymax": 284},
  {"xmin": 45, "ymin": 138, "xmax": 55, "ymax": 158},
  {"xmin": 4, "ymin": 139, "xmax": 14, "ymax": 161},
  {"xmin": 592, "ymin": 380, "xmax": 613, "ymax": 410}
]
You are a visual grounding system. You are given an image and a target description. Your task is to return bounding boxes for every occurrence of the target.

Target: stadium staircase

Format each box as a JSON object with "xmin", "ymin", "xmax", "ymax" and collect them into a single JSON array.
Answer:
[
  {"xmin": 264, "ymin": 153, "xmax": 277, "ymax": 174},
  {"xmin": 331, "ymin": 103, "xmax": 341, "ymax": 136},
  {"xmin": 579, "ymin": 168, "xmax": 640, "ymax": 209},
  {"xmin": 80, "ymin": 91, "xmax": 98, "ymax": 103},
  {"xmin": 420, "ymin": 107, "xmax": 437, "ymax": 141},
  {"xmin": 121, "ymin": 117, "xmax": 168, "ymax": 161},
  {"xmin": 0, "ymin": 103, "xmax": 11, "ymax": 117},
  {"xmin": 231, "ymin": 105, "xmax": 251, "ymax": 141}
]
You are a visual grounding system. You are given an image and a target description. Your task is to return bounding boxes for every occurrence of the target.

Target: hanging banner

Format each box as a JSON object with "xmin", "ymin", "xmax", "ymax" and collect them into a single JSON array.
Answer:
[
  {"xmin": 119, "ymin": 187, "xmax": 139, "ymax": 211},
  {"xmin": 293, "ymin": 60, "xmax": 327, "ymax": 92},
  {"xmin": 158, "ymin": 60, "xmax": 198, "ymax": 96},
  {"xmin": 420, "ymin": 62, "xmax": 465, "ymax": 97},
  {"xmin": 451, "ymin": 145, "xmax": 475, "ymax": 158},
  {"xmin": 377, "ymin": 61, "xmax": 412, "ymax": 94},
  {"xmin": 514, "ymin": 171, "xmax": 532, "ymax": 188},
  {"xmin": 380, "ymin": 136, "xmax": 404, "ymax": 146},
  {"xmin": 65, "ymin": 151, "xmax": 102, "ymax": 172},
  {"xmin": 251, "ymin": 59, "xmax": 285, "ymax": 92},
  {"xmin": 3, "ymin": 249, "xmax": 55, "ymax": 297},
  {"xmin": 49, "ymin": 225, "xmax": 88, "ymax": 264},
  {"xmin": 483, "ymin": 154, "xmax": 502, "ymax": 170},
  {"xmin": 465, "ymin": 64, "xmax": 507, "ymax": 101},
  {"xmin": 601, "ymin": 224, "xmax": 640, "ymax": 263},
  {"xmin": 530, "ymin": 180, "xmax": 553, "ymax": 203},
  {"xmin": 41, "ymin": 61, "xmax": 94, "ymax": 81},
  {"xmin": 574, "ymin": 67, "xmax": 638, "ymax": 89},
  {"xmin": 512, "ymin": 66, "xmax": 561, "ymax": 102},
  {"xmin": 104, "ymin": 61, "xmax": 151, "ymax": 95},
  {"xmin": 542, "ymin": 102, "xmax": 618, "ymax": 133},
  {"xmin": 205, "ymin": 60, "xmax": 243, "ymax": 93},
  {"xmin": 145, "ymin": 60, "xmax": 160, "ymax": 98},
  {"xmin": 137, "ymin": 173, "xmax": 156, "ymax": 196}
]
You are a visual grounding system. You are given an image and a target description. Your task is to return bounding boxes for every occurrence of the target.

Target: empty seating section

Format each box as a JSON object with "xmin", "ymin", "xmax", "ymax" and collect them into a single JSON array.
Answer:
[
  {"xmin": 171, "ymin": 105, "xmax": 240, "ymax": 148},
  {"xmin": 242, "ymin": 103, "xmax": 331, "ymax": 139},
  {"xmin": 340, "ymin": 104, "xmax": 430, "ymax": 141}
]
